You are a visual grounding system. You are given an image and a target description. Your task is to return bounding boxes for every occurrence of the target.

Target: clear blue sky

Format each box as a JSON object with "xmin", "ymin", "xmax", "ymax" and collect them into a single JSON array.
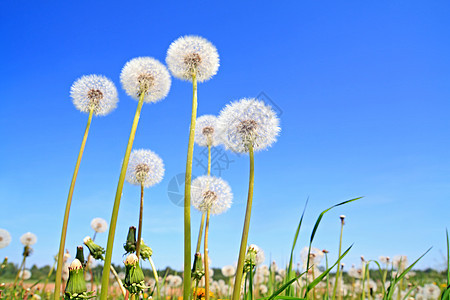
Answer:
[{"xmin": 1, "ymin": 1, "xmax": 450, "ymax": 271}]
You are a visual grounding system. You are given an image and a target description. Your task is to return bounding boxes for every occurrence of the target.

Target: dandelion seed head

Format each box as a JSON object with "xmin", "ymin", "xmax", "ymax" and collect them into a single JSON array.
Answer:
[
  {"xmin": 221, "ymin": 265, "xmax": 236, "ymax": 277},
  {"xmin": 392, "ymin": 255, "xmax": 408, "ymax": 270},
  {"xmin": 20, "ymin": 232, "xmax": 37, "ymax": 246},
  {"xmin": 70, "ymin": 75, "xmax": 118, "ymax": 116},
  {"xmin": 126, "ymin": 149, "xmax": 165, "ymax": 188},
  {"xmin": 90, "ymin": 217, "xmax": 108, "ymax": 233},
  {"xmin": 300, "ymin": 247, "xmax": 324, "ymax": 268},
  {"xmin": 191, "ymin": 175, "xmax": 232, "ymax": 215},
  {"xmin": 0, "ymin": 229, "xmax": 11, "ymax": 249},
  {"xmin": 120, "ymin": 57, "xmax": 171, "ymax": 103},
  {"xmin": 19, "ymin": 269, "xmax": 32, "ymax": 280},
  {"xmin": 218, "ymin": 98, "xmax": 281, "ymax": 153},
  {"xmin": 195, "ymin": 115, "xmax": 221, "ymax": 147},
  {"xmin": 166, "ymin": 35, "xmax": 219, "ymax": 82}
]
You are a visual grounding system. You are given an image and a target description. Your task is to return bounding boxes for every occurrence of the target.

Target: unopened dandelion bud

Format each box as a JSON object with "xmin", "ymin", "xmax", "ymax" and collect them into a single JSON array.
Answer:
[
  {"xmin": 139, "ymin": 239, "xmax": 153, "ymax": 260},
  {"xmin": 360, "ymin": 256, "xmax": 365, "ymax": 262},
  {"xmin": 123, "ymin": 254, "xmax": 148, "ymax": 295},
  {"xmin": 124, "ymin": 226, "xmax": 137, "ymax": 254},
  {"xmin": 244, "ymin": 246, "xmax": 257, "ymax": 273},
  {"xmin": 75, "ymin": 246, "xmax": 85, "ymax": 266},
  {"xmin": 1, "ymin": 257, "xmax": 8, "ymax": 269},
  {"xmin": 322, "ymin": 249, "xmax": 329, "ymax": 254},
  {"xmin": 192, "ymin": 252, "xmax": 205, "ymax": 281},
  {"xmin": 64, "ymin": 259, "xmax": 94, "ymax": 299},
  {"xmin": 83, "ymin": 237, "xmax": 105, "ymax": 260}
]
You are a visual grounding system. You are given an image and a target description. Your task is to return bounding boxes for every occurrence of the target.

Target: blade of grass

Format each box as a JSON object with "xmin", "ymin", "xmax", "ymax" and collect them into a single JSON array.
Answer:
[
  {"xmin": 304, "ymin": 244, "xmax": 353, "ymax": 297},
  {"xmin": 268, "ymin": 270, "xmax": 308, "ymax": 300},
  {"xmin": 286, "ymin": 199, "xmax": 308, "ymax": 295},
  {"xmin": 305, "ymin": 197, "xmax": 362, "ymax": 280},
  {"xmin": 370, "ymin": 260, "xmax": 386, "ymax": 294}
]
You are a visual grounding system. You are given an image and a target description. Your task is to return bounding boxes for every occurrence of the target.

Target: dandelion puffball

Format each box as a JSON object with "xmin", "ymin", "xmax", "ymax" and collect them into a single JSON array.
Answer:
[
  {"xmin": 248, "ymin": 244, "xmax": 265, "ymax": 265},
  {"xmin": 195, "ymin": 115, "xmax": 221, "ymax": 147},
  {"xmin": 19, "ymin": 269, "xmax": 32, "ymax": 280},
  {"xmin": 90, "ymin": 217, "xmax": 108, "ymax": 233},
  {"xmin": 221, "ymin": 265, "xmax": 236, "ymax": 277},
  {"xmin": 166, "ymin": 35, "xmax": 219, "ymax": 82},
  {"xmin": 0, "ymin": 229, "xmax": 11, "ymax": 249},
  {"xmin": 120, "ymin": 57, "xmax": 171, "ymax": 103},
  {"xmin": 191, "ymin": 175, "xmax": 232, "ymax": 215},
  {"xmin": 126, "ymin": 149, "xmax": 165, "ymax": 188},
  {"xmin": 70, "ymin": 75, "xmax": 118, "ymax": 116},
  {"xmin": 218, "ymin": 98, "xmax": 281, "ymax": 153},
  {"xmin": 20, "ymin": 232, "xmax": 37, "ymax": 246}
]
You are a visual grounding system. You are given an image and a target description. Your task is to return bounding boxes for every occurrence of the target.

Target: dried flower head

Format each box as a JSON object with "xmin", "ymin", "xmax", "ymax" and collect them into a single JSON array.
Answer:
[
  {"xmin": 120, "ymin": 57, "xmax": 171, "ymax": 103},
  {"xmin": 90, "ymin": 217, "xmax": 108, "ymax": 233},
  {"xmin": 20, "ymin": 232, "xmax": 37, "ymax": 246},
  {"xmin": 70, "ymin": 75, "xmax": 118, "ymax": 116},
  {"xmin": 191, "ymin": 176, "xmax": 232, "ymax": 215},
  {"xmin": 0, "ymin": 229, "xmax": 11, "ymax": 249},
  {"xmin": 195, "ymin": 115, "xmax": 221, "ymax": 147},
  {"xmin": 126, "ymin": 149, "xmax": 165, "ymax": 188},
  {"xmin": 166, "ymin": 35, "xmax": 219, "ymax": 82},
  {"xmin": 218, "ymin": 98, "xmax": 281, "ymax": 153}
]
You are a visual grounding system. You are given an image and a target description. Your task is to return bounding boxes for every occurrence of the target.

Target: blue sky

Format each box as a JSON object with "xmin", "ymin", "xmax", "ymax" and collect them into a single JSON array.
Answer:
[{"xmin": 1, "ymin": 1, "xmax": 450, "ymax": 271}]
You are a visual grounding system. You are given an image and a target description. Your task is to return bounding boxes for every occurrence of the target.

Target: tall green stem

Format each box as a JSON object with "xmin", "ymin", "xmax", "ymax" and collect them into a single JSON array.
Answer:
[
  {"xmin": 232, "ymin": 143, "xmax": 255, "ymax": 300},
  {"xmin": 42, "ymin": 259, "xmax": 57, "ymax": 296},
  {"xmin": 183, "ymin": 71, "xmax": 197, "ymax": 300},
  {"xmin": 54, "ymin": 108, "xmax": 94, "ymax": 299},
  {"xmin": 136, "ymin": 183, "xmax": 144, "ymax": 258},
  {"xmin": 149, "ymin": 257, "xmax": 160, "ymax": 300},
  {"xmin": 204, "ymin": 209, "xmax": 211, "ymax": 300},
  {"xmin": 195, "ymin": 213, "xmax": 206, "ymax": 254},
  {"xmin": 332, "ymin": 220, "xmax": 344, "ymax": 300},
  {"xmin": 100, "ymin": 93, "xmax": 146, "ymax": 299},
  {"xmin": 13, "ymin": 255, "xmax": 26, "ymax": 287}
]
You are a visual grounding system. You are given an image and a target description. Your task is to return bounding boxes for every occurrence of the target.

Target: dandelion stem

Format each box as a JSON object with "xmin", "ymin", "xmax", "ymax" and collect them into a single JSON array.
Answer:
[
  {"xmin": 332, "ymin": 220, "xmax": 344, "ymax": 300},
  {"xmin": 54, "ymin": 108, "xmax": 94, "ymax": 299},
  {"xmin": 13, "ymin": 255, "xmax": 26, "ymax": 288},
  {"xmin": 136, "ymin": 183, "xmax": 144, "ymax": 258},
  {"xmin": 100, "ymin": 92, "xmax": 146, "ymax": 299},
  {"xmin": 149, "ymin": 257, "xmax": 160, "ymax": 300},
  {"xmin": 204, "ymin": 209, "xmax": 211, "ymax": 300},
  {"xmin": 183, "ymin": 70, "xmax": 198, "ymax": 300},
  {"xmin": 232, "ymin": 143, "xmax": 255, "ymax": 300},
  {"xmin": 110, "ymin": 265, "xmax": 127, "ymax": 297},
  {"xmin": 195, "ymin": 213, "xmax": 206, "ymax": 254},
  {"xmin": 42, "ymin": 259, "xmax": 56, "ymax": 296}
]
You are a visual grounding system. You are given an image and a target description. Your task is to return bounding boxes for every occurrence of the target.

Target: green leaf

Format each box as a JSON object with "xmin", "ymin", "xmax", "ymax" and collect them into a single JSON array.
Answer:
[{"xmin": 268, "ymin": 270, "xmax": 308, "ymax": 300}]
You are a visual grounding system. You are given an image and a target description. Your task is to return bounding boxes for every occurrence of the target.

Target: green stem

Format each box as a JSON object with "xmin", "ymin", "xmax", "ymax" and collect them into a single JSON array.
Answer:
[
  {"xmin": 366, "ymin": 263, "xmax": 371, "ymax": 300},
  {"xmin": 42, "ymin": 259, "xmax": 57, "ymax": 296},
  {"xmin": 13, "ymin": 255, "xmax": 26, "ymax": 287},
  {"xmin": 136, "ymin": 183, "xmax": 144, "ymax": 258},
  {"xmin": 100, "ymin": 92, "xmax": 146, "ymax": 299},
  {"xmin": 110, "ymin": 265, "xmax": 127, "ymax": 297},
  {"xmin": 325, "ymin": 253, "xmax": 330, "ymax": 299},
  {"xmin": 204, "ymin": 209, "xmax": 211, "ymax": 300},
  {"xmin": 54, "ymin": 108, "xmax": 94, "ymax": 299},
  {"xmin": 332, "ymin": 220, "xmax": 344, "ymax": 300},
  {"xmin": 195, "ymin": 213, "xmax": 206, "ymax": 254},
  {"xmin": 149, "ymin": 257, "xmax": 160, "ymax": 300},
  {"xmin": 183, "ymin": 71, "xmax": 198, "ymax": 300},
  {"xmin": 232, "ymin": 143, "xmax": 255, "ymax": 300},
  {"xmin": 361, "ymin": 262, "xmax": 366, "ymax": 300}
]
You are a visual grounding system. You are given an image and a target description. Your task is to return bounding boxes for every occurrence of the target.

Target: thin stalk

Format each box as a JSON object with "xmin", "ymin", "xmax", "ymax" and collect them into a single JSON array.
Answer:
[
  {"xmin": 100, "ymin": 92, "xmax": 146, "ymax": 299},
  {"xmin": 136, "ymin": 183, "xmax": 144, "ymax": 258},
  {"xmin": 54, "ymin": 108, "xmax": 94, "ymax": 299},
  {"xmin": 361, "ymin": 262, "xmax": 366, "ymax": 300},
  {"xmin": 42, "ymin": 259, "xmax": 57, "ymax": 295},
  {"xmin": 110, "ymin": 265, "xmax": 127, "ymax": 297},
  {"xmin": 332, "ymin": 220, "xmax": 344, "ymax": 300},
  {"xmin": 325, "ymin": 253, "xmax": 330, "ymax": 299},
  {"xmin": 13, "ymin": 255, "xmax": 26, "ymax": 287},
  {"xmin": 232, "ymin": 143, "xmax": 255, "ymax": 300},
  {"xmin": 204, "ymin": 209, "xmax": 211, "ymax": 300},
  {"xmin": 149, "ymin": 257, "xmax": 160, "ymax": 300},
  {"xmin": 366, "ymin": 263, "xmax": 371, "ymax": 300},
  {"xmin": 195, "ymin": 213, "xmax": 206, "ymax": 253},
  {"xmin": 183, "ymin": 70, "xmax": 198, "ymax": 300}
]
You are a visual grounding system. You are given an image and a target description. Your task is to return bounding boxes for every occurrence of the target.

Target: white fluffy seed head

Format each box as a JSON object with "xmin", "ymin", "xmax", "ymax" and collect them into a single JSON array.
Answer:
[
  {"xmin": 191, "ymin": 176, "xmax": 232, "ymax": 215},
  {"xmin": 70, "ymin": 75, "xmax": 118, "ymax": 116},
  {"xmin": 120, "ymin": 57, "xmax": 171, "ymax": 103},
  {"xmin": 221, "ymin": 265, "xmax": 236, "ymax": 277},
  {"xmin": 20, "ymin": 232, "xmax": 37, "ymax": 246},
  {"xmin": 19, "ymin": 269, "xmax": 32, "ymax": 280},
  {"xmin": 126, "ymin": 149, "xmax": 165, "ymax": 188},
  {"xmin": 166, "ymin": 35, "xmax": 219, "ymax": 82},
  {"xmin": 218, "ymin": 98, "xmax": 281, "ymax": 153},
  {"xmin": 195, "ymin": 115, "xmax": 221, "ymax": 147},
  {"xmin": 90, "ymin": 217, "xmax": 108, "ymax": 233},
  {"xmin": 0, "ymin": 229, "xmax": 11, "ymax": 249}
]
